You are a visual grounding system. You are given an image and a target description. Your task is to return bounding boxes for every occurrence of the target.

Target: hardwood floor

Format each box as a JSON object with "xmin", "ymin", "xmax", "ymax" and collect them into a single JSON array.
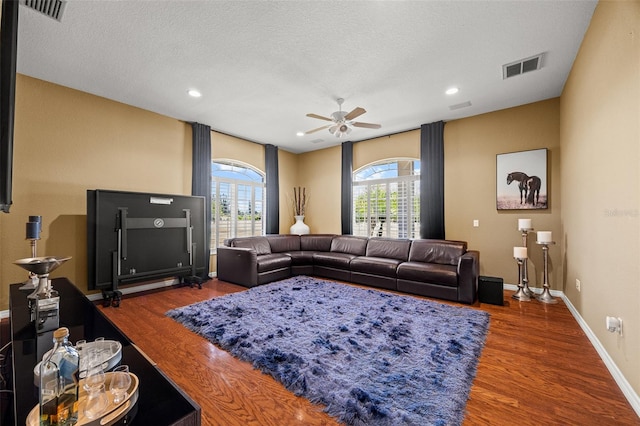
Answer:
[{"xmin": 10, "ymin": 278, "xmax": 638, "ymax": 425}]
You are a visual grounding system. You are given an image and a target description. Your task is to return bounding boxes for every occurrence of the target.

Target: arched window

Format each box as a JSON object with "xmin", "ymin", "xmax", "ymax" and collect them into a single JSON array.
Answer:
[
  {"xmin": 353, "ymin": 159, "xmax": 420, "ymax": 238},
  {"xmin": 211, "ymin": 160, "xmax": 265, "ymax": 251}
]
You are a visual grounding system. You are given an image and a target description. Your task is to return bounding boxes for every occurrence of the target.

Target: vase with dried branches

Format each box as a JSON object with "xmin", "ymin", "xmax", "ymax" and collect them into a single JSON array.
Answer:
[
  {"xmin": 293, "ymin": 186, "xmax": 307, "ymax": 216},
  {"xmin": 290, "ymin": 187, "xmax": 310, "ymax": 235}
]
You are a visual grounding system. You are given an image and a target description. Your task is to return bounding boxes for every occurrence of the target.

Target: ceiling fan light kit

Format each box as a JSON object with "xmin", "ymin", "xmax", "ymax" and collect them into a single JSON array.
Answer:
[{"xmin": 305, "ymin": 98, "xmax": 381, "ymax": 138}]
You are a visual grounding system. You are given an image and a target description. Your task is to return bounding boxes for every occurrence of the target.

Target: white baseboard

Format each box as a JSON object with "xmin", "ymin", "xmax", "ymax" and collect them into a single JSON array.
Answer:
[
  {"xmin": 85, "ymin": 277, "xmax": 180, "ymax": 301},
  {"xmin": 560, "ymin": 292, "xmax": 640, "ymax": 417},
  {"xmin": 503, "ymin": 282, "xmax": 640, "ymax": 417},
  {"xmin": 502, "ymin": 282, "xmax": 564, "ymax": 297}
]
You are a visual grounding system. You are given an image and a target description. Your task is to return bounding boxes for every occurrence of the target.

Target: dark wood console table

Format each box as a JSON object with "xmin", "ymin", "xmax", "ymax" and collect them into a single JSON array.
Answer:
[{"xmin": 9, "ymin": 278, "xmax": 201, "ymax": 425}]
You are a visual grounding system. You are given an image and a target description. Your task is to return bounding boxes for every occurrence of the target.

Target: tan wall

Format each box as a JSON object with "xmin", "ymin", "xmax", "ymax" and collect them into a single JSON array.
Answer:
[
  {"xmin": 296, "ymin": 146, "xmax": 342, "ymax": 234},
  {"xmin": 353, "ymin": 130, "xmax": 420, "ymax": 171},
  {"xmin": 0, "ymin": 75, "xmax": 192, "ymax": 309},
  {"xmin": 445, "ymin": 99, "xmax": 562, "ymax": 287},
  {"xmin": 211, "ymin": 131, "xmax": 264, "ymax": 172},
  {"xmin": 560, "ymin": 0, "xmax": 639, "ymax": 396}
]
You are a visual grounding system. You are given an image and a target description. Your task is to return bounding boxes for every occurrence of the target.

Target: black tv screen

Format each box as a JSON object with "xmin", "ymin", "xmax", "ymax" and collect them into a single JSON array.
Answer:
[{"xmin": 87, "ymin": 189, "xmax": 206, "ymax": 291}]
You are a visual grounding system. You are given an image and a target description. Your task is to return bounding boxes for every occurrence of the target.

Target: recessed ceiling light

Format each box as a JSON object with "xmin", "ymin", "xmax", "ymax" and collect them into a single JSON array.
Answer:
[
  {"xmin": 187, "ymin": 89, "xmax": 202, "ymax": 98},
  {"xmin": 296, "ymin": 132, "xmax": 304, "ymax": 137},
  {"xmin": 445, "ymin": 87, "xmax": 459, "ymax": 95}
]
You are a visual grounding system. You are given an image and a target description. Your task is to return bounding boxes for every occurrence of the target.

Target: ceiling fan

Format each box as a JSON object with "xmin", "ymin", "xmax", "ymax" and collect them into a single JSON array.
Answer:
[{"xmin": 305, "ymin": 98, "xmax": 381, "ymax": 138}]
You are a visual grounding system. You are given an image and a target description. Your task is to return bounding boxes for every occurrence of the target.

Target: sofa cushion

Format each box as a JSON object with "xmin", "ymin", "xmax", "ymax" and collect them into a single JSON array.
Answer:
[
  {"xmin": 300, "ymin": 234, "xmax": 335, "ymax": 251},
  {"xmin": 313, "ymin": 252, "xmax": 357, "ymax": 268},
  {"xmin": 366, "ymin": 238, "xmax": 411, "ymax": 261},
  {"xmin": 396, "ymin": 261, "xmax": 458, "ymax": 287},
  {"xmin": 284, "ymin": 251, "xmax": 316, "ymax": 265},
  {"xmin": 267, "ymin": 235, "xmax": 301, "ymax": 252},
  {"xmin": 256, "ymin": 254, "xmax": 291, "ymax": 273},
  {"xmin": 231, "ymin": 236, "xmax": 272, "ymax": 255},
  {"xmin": 408, "ymin": 239, "xmax": 467, "ymax": 265},
  {"xmin": 330, "ymin": 235, "xmax": 368, "ymax": 256},
  {"xmin": 350, "ymin": 256, "xmax": 402, "ymax": 278}
]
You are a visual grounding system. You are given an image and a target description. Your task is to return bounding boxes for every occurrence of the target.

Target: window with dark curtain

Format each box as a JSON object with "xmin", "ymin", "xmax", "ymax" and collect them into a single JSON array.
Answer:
[
  {"xmin": 420, "ymin": 121, "xmax": 445, "ymax": 239},
  {"xmin": 191, "ymin": 122, "xmax": 212, "ymax": 278}
]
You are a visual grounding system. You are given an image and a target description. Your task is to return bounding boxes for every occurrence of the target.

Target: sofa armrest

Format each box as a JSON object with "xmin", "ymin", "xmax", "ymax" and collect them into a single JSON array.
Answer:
[
  {"xmin": 216, "ymin": 246, "xmax": 258, "ymax": 287},
  {"xmin": 457, "ymin": 250, "xmax": 479, "ymax": 304}
]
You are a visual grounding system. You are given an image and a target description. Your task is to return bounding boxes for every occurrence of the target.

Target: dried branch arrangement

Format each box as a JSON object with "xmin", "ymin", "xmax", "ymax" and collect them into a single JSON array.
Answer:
[{"xmin": 293, "ymin": 186, "xmax": 307, "ymax": 216}]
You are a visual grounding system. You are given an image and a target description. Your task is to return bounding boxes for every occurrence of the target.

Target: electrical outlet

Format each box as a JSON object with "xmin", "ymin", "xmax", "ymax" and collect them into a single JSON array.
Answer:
[
  {"xmin": 576, "ymin": 279, "xmax": 581, "ymax": 292},
  {"xmin": 606, "ymin": 316, "xmax": 623, "ymax": 335},
  {"xmin": 473, "ymin": 220, "xmax": 479, "ymax": 227}
]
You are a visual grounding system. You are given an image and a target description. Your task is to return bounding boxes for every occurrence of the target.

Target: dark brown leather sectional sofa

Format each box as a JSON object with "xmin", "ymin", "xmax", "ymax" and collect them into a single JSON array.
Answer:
[{"xmin": 217, "ymin": 234, "xmax": 479, "ymax": 304}]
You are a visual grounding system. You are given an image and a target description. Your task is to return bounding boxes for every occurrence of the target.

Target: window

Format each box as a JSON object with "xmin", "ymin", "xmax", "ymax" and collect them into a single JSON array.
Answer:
[
  {"xmin": 211, "ymin": 161, "xmax": 265, "ymax": 251},
  {"xmin": 353, "ymin": 159, "xmax": 420, "ymax": 238}
]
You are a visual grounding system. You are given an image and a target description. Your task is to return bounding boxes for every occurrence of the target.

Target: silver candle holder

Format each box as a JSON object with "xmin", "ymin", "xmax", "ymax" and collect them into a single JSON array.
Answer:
[
  {"xmin": 518, "ymin": 227, "xmax": 536, "ymax": 298},
  {"xmin": 535, "ymin": 238, "xmax": 557, "ymax": 304},
  {"xmin": 512, "ymin": 246, "xmax": 531, "ymax": 301}
]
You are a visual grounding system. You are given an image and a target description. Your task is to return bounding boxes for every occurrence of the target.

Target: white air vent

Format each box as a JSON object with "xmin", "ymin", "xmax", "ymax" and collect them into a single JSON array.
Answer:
[
  {"xmin": 310, "ymin": 139, "xmax": 324, "ymax": 144},
  {"xmin": 449, "ymin": 101, "xmax": 472, "ymax": 111},
  {"xmin": 20, "ymin": 0, "xmax": 66, "ymax": 22},
  {"xmin": 503, "ymin": 53, "xmax": 544, "ymax": 79}
]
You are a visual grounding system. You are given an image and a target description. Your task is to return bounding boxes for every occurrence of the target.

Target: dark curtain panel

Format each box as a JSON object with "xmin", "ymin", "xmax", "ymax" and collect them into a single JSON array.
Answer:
[
  {"xmin": 0, "ymin": 0, "xmax": 18, "ymax": 213},
  {"xmin": 420, "ymin": 121, "xmax": 445, "ymax": 239},
  {"xmin": 191, "ymin": 122, "xmax": 212, "ymax": 278},
  {"xmin": 341, "ymin": 141, "xmax": 353, "ymax": 235},
  {"xmin": 265, "ymin": 144, "xmax": 279, "ymax": 234}
]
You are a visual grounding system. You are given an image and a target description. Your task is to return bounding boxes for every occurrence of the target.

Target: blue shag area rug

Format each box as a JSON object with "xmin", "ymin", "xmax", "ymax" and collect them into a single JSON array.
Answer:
[{"xmin": 166, "ymin": 276, "xmax": 490, "ymax": 425}]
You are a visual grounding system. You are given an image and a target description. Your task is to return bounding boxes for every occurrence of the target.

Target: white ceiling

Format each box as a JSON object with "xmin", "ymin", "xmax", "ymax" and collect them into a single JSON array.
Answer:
[{"xmin": 16, "ymin": 0, "xmax": 597, "ymax": 154}]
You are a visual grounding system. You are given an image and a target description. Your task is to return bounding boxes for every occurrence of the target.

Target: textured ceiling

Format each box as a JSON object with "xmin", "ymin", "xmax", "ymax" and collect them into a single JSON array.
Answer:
[{"xmin": 16, "ymin": 1, "xmax": 597, "ymax": 154}]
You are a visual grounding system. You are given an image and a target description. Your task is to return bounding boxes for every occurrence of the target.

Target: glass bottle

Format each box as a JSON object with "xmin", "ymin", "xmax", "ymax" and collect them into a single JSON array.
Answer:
[{"xmin": 39, "ymin": 327, "xmax": 79, "ymax": 425}]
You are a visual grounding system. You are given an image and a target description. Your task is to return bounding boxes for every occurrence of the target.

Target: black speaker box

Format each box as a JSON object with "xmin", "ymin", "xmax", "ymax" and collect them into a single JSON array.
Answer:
[{"xmin": 478, "ymin": 276, "xmax": 504, "ymax": 305}]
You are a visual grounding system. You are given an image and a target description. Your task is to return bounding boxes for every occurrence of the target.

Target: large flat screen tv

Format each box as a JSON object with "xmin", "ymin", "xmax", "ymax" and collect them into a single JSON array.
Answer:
[{"xmin": 87, "ymin": 189, "xmax": 207, "ymax": 295}]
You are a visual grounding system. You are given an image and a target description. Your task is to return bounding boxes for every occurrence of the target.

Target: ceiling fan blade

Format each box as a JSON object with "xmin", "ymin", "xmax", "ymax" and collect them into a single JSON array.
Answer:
[
  {"xmin": 344, "ymin": 107, "xmax": 366, "ymax": 121},
  {"xmin": 306, "ymin": 113, "xmax": 333, "ymax": 122},
  {"xmin": 352, "ymin": 122, "xmax": 382, "ymax": 129},
  {"xmin": 305, "ymin": 124, "xmax": 331, "ymax": 134}
]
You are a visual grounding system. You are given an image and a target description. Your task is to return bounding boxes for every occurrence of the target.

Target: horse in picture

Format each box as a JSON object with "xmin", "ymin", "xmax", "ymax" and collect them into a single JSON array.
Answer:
[
  {"xmin": 507, "ymin": 172, "xmax": 542, "ymax": 206},
  {"xmin": 525, "ymin": 175, "xmax": 541, "ymax": 205}
]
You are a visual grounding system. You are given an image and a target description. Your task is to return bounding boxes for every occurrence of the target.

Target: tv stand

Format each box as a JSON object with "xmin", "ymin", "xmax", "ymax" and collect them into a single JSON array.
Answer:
[{"xmin": 100, "ymin": 207, "xmax": 202, "ymax": 307}]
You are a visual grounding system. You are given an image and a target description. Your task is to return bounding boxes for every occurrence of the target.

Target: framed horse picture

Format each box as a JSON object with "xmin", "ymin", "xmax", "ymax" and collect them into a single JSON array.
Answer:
[{"xmin": 496, "ymin": 148, "xmax": 548, "ymax": 210}]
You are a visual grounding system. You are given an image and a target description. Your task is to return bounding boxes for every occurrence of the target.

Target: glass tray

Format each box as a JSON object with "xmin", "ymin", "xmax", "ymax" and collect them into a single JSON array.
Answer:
[{"xmin": 27, "ymin": 372, "xmax": 139, "ymax": 426}]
